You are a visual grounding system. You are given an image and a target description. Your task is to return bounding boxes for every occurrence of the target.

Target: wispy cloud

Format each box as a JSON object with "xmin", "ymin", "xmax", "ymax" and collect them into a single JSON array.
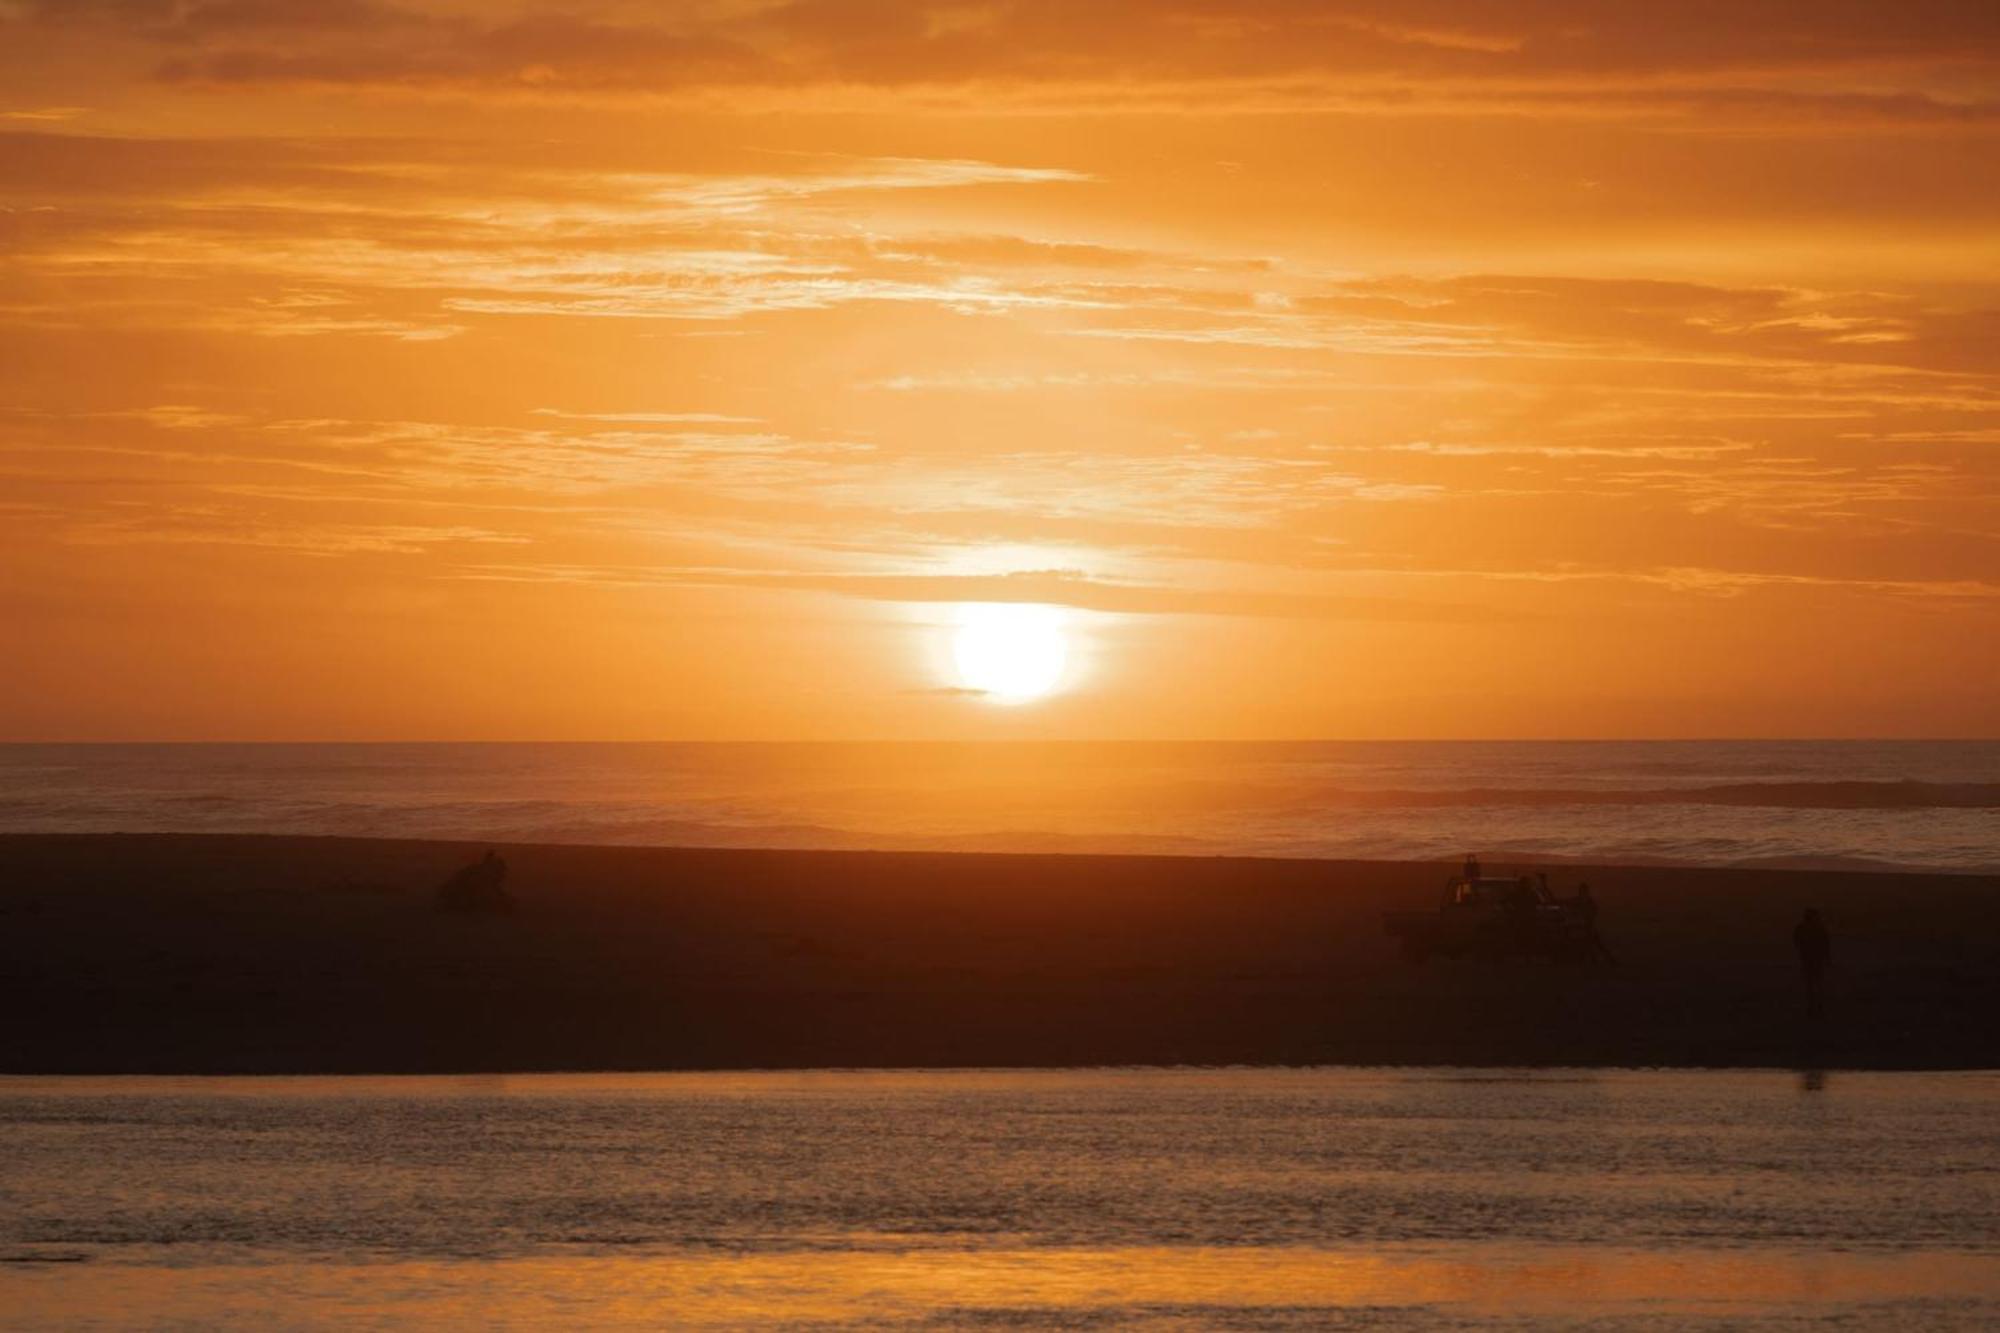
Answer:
[
  {"xmin": 17, "ymin": 1, "xmax": 1995, "ymax": 130},
  {"xmin": 0, "ymin": 0, "xmax": 1994, "ymax": 735}
]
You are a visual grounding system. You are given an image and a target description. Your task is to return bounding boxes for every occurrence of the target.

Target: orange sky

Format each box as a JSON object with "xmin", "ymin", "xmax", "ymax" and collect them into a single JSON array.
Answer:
[{"xmin": 2, "ymin": 1, "xmax": 1996, "ymax": 739}]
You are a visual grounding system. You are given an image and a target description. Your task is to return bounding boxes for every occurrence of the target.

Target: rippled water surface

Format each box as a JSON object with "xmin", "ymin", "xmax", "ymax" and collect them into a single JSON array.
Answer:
[
  {"xmin": 3, "ymin": 1068, "xmax": 1997, "ymax": 1329},
  {"xmin": 2, "ymin": 739, "xmax": 1995, "ymax": 871}
]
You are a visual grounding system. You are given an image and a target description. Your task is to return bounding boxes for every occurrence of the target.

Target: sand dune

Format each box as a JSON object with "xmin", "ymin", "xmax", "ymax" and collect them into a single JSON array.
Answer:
[{"xmin": 0, "ymin": 834, "xmax": 1994, "ymax": 1073}]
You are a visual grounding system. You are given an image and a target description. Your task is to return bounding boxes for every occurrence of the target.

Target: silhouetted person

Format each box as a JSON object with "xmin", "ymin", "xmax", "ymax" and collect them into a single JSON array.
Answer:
[
  {"xmin": 437, "ymin": 849, "xmax": 513, "ymax": 914},
  {"xmin": 1794, "ymin": 908, "xmax": 1830, "ymax": 1018},
  {"xmin": 1572, "ymin": 882, "xmax": 1615, "ymax": 963},
  {"xmin": 1464, "ymin": 853, "xmax": 1482, "ymax": 882}
]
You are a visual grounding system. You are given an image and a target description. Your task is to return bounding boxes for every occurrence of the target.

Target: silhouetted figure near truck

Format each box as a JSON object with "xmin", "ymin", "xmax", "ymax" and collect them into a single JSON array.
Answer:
[
  {"xmin": 1794, "ymin": 908, "xmax": 1830, "ymax": 1018},
  {"xmin": 437, "ymin": 849, "xmax": 513, "ymax": 914},
  {"xmin": 1573, "ymin": 882, "xmax": 1616, "ymax": 963}
]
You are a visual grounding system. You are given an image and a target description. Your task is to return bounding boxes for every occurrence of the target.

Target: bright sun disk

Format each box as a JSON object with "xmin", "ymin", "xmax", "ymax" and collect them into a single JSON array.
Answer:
[{"xmin": 951, "ymin": 602, "xmax": 1069, "ymax": 704}]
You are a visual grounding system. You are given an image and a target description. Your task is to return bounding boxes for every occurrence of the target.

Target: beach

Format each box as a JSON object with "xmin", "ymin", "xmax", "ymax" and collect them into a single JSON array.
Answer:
[{"xmin": 2, "ymin": 834, "xmax": 1993, "ymax": 1074}]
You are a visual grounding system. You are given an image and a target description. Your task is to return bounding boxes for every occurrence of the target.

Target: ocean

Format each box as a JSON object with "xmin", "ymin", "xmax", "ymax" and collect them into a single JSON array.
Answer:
[
  {"xmin": 0, "ymin": 740, "xmax": 1993, "ymax": 873},
  {"xmin": 2, "ymin": 1068, "xmax": 1996, "ymax": 1329}
]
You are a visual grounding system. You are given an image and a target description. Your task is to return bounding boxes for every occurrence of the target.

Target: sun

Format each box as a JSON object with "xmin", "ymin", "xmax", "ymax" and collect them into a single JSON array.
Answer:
[{"xmin": 951, "ymin": 603, "xmax": 1069, "ymax": 704}]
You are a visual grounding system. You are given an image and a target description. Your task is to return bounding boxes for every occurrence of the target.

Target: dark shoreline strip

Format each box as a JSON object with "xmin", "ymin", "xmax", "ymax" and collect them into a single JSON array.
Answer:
[{"xmin": 0, "ymin": 833, "xmax": 1995, "ymax": 1075}]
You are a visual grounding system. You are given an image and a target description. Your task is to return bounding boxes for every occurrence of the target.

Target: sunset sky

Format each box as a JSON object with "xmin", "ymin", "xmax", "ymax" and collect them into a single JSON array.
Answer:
[{"xmin": 3, "ymin": 1, "xmax": 1996, "ymax": 740}]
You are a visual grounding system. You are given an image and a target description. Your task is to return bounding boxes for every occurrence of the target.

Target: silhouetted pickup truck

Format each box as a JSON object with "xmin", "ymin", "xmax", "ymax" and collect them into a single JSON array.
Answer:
[{"xmin": 1384, "ymin": 875, "xmax": 1589, "ymax": 963}]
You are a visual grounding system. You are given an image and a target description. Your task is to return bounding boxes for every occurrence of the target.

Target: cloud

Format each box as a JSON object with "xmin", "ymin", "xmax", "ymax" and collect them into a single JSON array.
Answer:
[
  {"xmin": 62, "ymin": 508, "xmax": 528, "ymax": 554},
  {"xmin": 18, "ymin": 1, "xmax": 1997, "ymax": 125},
  {"xmin": 0, "ymin": 106, "xmax": 87, "ymax": 121},
  {"xmin": 450, "ymin": 562, "xmax": 1508, "ymax": 622},
  {"xmin": 531, "ymin": 409, "xmax": 763, "ymax": 425},
  {"xmin": 0, "ymin": 134, "xmax": 1102, "ymax": 332}
]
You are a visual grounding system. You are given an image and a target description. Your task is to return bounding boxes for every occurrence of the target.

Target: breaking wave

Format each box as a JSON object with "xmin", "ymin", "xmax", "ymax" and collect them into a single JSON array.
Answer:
[
  {"xmin": 0, "ymin": 741, "xmax": 1993, "ymax": 874},
  {"xmin": 1304, "ymin": 781, "xmax": 2000, "ymax": 810}
]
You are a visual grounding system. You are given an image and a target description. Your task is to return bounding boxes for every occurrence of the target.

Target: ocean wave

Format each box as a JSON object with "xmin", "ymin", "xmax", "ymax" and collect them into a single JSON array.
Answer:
[
  {"xmin": 1297, "ymin": 781, "xmax": 2000, "ymax": 810},
  {"xmin": 1, "ymin": 742, "xmax": 1992, "ymax": 874}
]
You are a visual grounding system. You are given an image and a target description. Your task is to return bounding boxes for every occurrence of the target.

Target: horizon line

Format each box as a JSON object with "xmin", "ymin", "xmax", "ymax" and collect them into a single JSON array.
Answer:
[{"xmin": 1, "ymin": 737, "xmax": 1993, "ymax": 747}]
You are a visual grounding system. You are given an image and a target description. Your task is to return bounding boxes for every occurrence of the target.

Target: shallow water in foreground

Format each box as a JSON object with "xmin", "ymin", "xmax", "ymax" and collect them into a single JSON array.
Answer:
[{"xmin": 2, "ymin": 1069, "xmax": 1997, "ymax": 1329}]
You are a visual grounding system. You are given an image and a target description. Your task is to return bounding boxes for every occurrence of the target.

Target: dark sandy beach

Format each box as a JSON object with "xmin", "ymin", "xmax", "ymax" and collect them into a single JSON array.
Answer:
[{"xmin": 0, "ymin": 834, "xmax": 1993, "ymax": 1073}]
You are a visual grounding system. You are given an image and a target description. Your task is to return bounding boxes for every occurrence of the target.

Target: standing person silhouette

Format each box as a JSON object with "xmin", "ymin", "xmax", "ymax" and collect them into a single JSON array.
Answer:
[
  {"xmin": 1793, "ymin": 908, "xmax": 1831, "ymax": 1018},
  {"xmin": 1573, "ymin": 882, "xmax": 1615, "ymax": 963},
  {"xmin": 1463, "ymin": 853, "xmax": 1482, "ymax": 882}
]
